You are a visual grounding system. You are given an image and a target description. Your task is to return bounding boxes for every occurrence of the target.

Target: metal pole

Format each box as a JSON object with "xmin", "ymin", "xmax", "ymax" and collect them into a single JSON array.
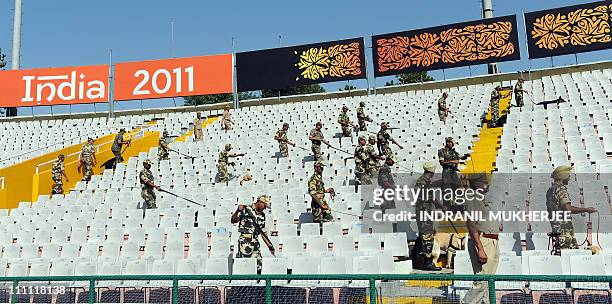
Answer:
[
  {"xmin": 11, "ymin": 0, "xmax": 22, "ymax": 70},
  {"xmin": 482, "ymin": 0, "xmax": 498, "ymax": 74},
  {"xmin": 265, "ymin": 279, "xmax": 272, "ymax": 304},
  {"xmin": 369, "ymin": 279, "xmax": 377, "ymax": 304},
  {"xmin": 232, "ymin": 37, "xmax": 238, "ymax": 109},
  {"xmin": 574, "ymin": 53, "xmax": 578, "ymax": 65},
  {"xmin": 108, "ymin": 49, "xmax": 114, "ymax": 119},
  {"xmin": 170, "ymin": 21, "xmax": 175, "ymax": 58}
]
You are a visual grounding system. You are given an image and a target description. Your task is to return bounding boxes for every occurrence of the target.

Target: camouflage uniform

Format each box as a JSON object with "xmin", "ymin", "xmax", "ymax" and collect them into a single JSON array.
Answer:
[
  {"xmin": 546, "ymin": 181, "xmax": 578, "ymax": 250},
  {"xmin": 222, "ymin": 110, "xmax": 233, "ymax": 131},
  {"xmin": 365, "ymin": 138, "xmax": 380, "ymax": 178},
  {"xmin": 377, "ymin": 129, "xmax": 395, "ymax": 161},
  {"xmin": 276, "ymin": 128, "xmax": 289, "ymax": 157},
  {"xmin": 514, "ymin": 82, "xmax": 524, "ymax": 107},
  {"xmin": 354, "ymin": 143, "xmax": 371, "ymax": 185},
  {"xmin": 111, "ymin": 133, "xmax": 125, "ymax": 166},
  {"xmin": 377, "ymin": 162, "xmax": 396, "ymax": 211},
  {"xmin": 356, "ymin": 106, "xmax": 370, "ymax": 131},
  {"xmin": 490, "ymin": 90, "xmax": 501, "ymax": 126},
  {"xmin": 193, "ymin": 118, "xmax": 204, "ymax": 141},
  {"xmin": 309, "ymin": 128, "xmax": 325, "ymax": 161},
  {"xmin": 81, "ymin": 143, "xmax": 95, "ymax": 182},
  {"xmin": 51, "ymin": 160, "xmax": 65, "ymax": 195},
  {"xmin": 140, "ymin": 166, "xmax": 157, "ymax": 209},
  {"xmin": 218, "ymin": 150, "xmax": 230, "ymax": 183},
  {"xmin": 308, "ymin": 172, "xmax": 333, "ymax": 223},
  {"xmin": 438, "ymin": 96, "xmax": 448, "ymax": 123},
  {"xmin": 158, "ymin": 137, "xmax": 170, "ymax": 161},
  {"xmin": 337, "ymin": 111, "xmax": 352, "ymax": 137},
  {"xmin": 415, "ymin": 173, "xmax": 436, "ymax": 258},
  {"xmin": 438, "ymin": 146, "xmax": 460, "ymax": 190},
  {"xmin": 236, "ymin": 205, "xmax": 266, "ymax": 272}
]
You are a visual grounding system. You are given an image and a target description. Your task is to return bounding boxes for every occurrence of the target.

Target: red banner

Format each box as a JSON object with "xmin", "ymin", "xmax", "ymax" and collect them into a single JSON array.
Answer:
[
  {"xmin": 0, "ymin": 65, "xmax": 109, "ymax": 107},
  {"xmin": 113, "ymin": 54, "xmax": 233, "ymax": 101}
]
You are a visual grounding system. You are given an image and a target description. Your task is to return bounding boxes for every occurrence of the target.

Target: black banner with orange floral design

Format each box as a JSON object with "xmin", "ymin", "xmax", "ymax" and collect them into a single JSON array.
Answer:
[
  {"xmin": 372, "ymin": 15, "xmax": 520, "ymax": 77},
  {"xmin": 525, "ymin": 1, "xmax": 612, "ymax": 59},
  {"xmin": 236, "ymin": 38, "xmax": 366, "ymax": 91}
]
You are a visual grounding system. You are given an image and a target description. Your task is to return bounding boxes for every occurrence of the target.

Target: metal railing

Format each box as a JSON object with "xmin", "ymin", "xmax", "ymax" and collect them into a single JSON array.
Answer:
[
  {"xmin": 34, "ymin": 124, "xmax": 156, "ymax": 174},
  {"xmin": 0, "ymin": 273, "xmax": 609, "ymax": 304},
  {"xmin": 0, "ymin": 124, "xmax": 151, "ymax": 166}
]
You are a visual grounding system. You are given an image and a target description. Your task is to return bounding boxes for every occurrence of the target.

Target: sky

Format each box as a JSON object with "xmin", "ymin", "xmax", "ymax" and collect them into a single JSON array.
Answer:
[{"xmin": 1, "ymin": 0, "xmax": 611, "ymax": 116}]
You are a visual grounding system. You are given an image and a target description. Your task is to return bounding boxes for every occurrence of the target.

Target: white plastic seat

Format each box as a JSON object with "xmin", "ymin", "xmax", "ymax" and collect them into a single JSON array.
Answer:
[{"xmin": 528, "ymin": 255, "xmax": 565, "ymax": 290}]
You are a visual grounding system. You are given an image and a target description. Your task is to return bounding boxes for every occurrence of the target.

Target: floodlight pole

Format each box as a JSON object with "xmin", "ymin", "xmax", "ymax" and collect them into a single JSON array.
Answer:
[
  {"xmin": 6, "ymin": 0, "xmax": 23, "ymax": 116},
  {"xmin": 482, "ymin": 0, "xmax": 498, "ymax": 74}
]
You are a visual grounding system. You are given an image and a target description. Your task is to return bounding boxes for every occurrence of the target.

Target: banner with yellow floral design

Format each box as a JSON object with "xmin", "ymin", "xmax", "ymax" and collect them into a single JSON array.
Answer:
[
  {"xmin": 372, "ymin": 15, "xmax": 520, "ymax": 77},
  {"xmin": 525, "ymin": 1, "xmax": 612, "ymax": 59},
  {"xmin": 236, "ymin": 38, "xmax": 366, "ymax": 91}
]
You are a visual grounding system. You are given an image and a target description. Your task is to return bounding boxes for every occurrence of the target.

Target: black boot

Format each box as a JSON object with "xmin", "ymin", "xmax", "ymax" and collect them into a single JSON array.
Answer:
[{"xmin": 422, "ymin": 259, "xmax": 442, "ymax": 271}]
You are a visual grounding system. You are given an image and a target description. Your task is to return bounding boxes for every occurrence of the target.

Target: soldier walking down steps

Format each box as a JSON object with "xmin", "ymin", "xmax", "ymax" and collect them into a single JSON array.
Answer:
[
  {"xmin": 309, "ymin": 122, "xmax": 330, "ymax": 161},
  {"xmin": 354, "ymin": 136, "xmax": 371, "ymax": 185},
  {"xmin": 489, "ymin": 86, "xmax": 511, "ymax": 127},
  {"xmin": 437, "ymin": 92, "xmax": 450, "ymax": 123},
  {"xmin": 513, "ymin": 78, "xmax": 528, "ymax": 108},
  {"xmin": 193, "ymin": 112, "xmax": 204, "ymax": 141},
  {"xmin": 356, "ymin": 101, "xmax": 372, "ymax": 131},
  {"xmin": 79, "ymin": 138, "xmax": 97, "ymax": 182},
  {"xmin": 51, "ymin": 154, "xmax": 68, "ymax": 197},
  {"xmin": 309, "ymin": 161, "xmax": 335, "ymax": 224},
  {"xmin": 438, "ymin": 137, "xmax": 468, "ymax": 192},
  {"xmin": 377, "ymin": 122, "xmax": 402, "ymax": 161},
  {"xmin": 217, "ymin": 144, "xmax": 246, "ymax": 183},
  {"xmin": 140, "ymin": 159, "xmax": 161, "ymax": 211},
  {"xmin": 414, "ymin": 161, "xmax": 444, "ymax": 271},
  {"xmin": 231, "ymin": 195, "xmax": 271, "ymax": 273},
  {"xmin": 337, "ymin": 105, "xmax": 354, "ymax": 137},
  {"xmin": 546, "ymin": 165, "xmax": 596, "ymax": 253},
  {"xmin": 158, "ymin": 130, "xmax": 171, "ymax": 161},
  {"xmin": 274, "ymin": 123, "xmax": 295, "ymax": 158},
  {"xmin": 111, "ymin": 128, "xmax": 130, "ymax": 169}
]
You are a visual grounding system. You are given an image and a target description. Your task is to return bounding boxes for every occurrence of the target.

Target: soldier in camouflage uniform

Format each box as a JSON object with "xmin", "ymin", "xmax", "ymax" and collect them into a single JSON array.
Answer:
[
  {"xmin": 193, "ymin": 112, "xmax": 204, "ymax": 141},
  {"xmin": 309, "ymin": 161, "xmax": 335, "ymax": 224},
  {"xmin": 513, "ymin": 78, "xmax": 527, "ymax": 107},
  {"xmin": 437, "ymin": 92, "xmax": 450, "ymax": 123},
  {"xmin": 377, "ymin": 157, "xmax": 396, "ymax": 212},
  {"xmin": 438, "ymin": 137, "xmax": 468, "ymax": 191},
  {"xmin": 79, "ymin": 138, "xmax": 97, "ymax": 182},
  {"xmin": 217, "ymin": 144, "xmax": 245, "ymax": 183},
  {"xmin": 354, "ymin": 136, "xmax": 371, "ymax": 185},
  {"xmin": 231, "ymin": 195, "xmax": 271, "ymax": 273},
  {"xmin": 51, "ymin": 154, "xmax": 68, "ymax": 196},
  {"xmin": 337, "ymin": 105, "xmax": 354, "ymax": 137},
  {"xmin": 222, "ymin": 106, "xmax": 234, "ymax": 132},
  {"xmin": 366, "ymin": 135, "xmax": 384, "ymax": 178},
  {"xmin": 377, "ymin": 122, "xmax": 403, "ymax": 161},
  {"xmin": 415, "ymin": 162, "xmax": 444, "ymax": 271},
  {"xmin": 111, "ymin": 129, "xmax": 130, "ymax": 169},
  {"xmin": 356, "ymin": 101, "xmax": 372, "ymax": 131},
  {"xmin": 489, "ymin": 86, "xmax": 511, "ymax": 127},
  {"xmin": 274, "ymin": 123, "xmax": 295, "ymax": 157},
  {"xmin": 140, "ymin": 159, "xmax": 160, "ymax": 210},
  {"xmin": 309, "ymin": 122, "xmax": 330, "ymax": 161},
  {"xmin": 158, "ymin": 130, "xmax": 171, "ymax": 161},
  {"xmin": 546, "ymin": 165, "xmax": 596, "ymax": 252}
]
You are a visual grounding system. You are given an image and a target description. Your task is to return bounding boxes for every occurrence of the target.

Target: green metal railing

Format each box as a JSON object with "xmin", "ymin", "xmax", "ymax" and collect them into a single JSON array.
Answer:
[{"xmin": 0, "ymin": 273, "xmax": 610, "ymax": 304}]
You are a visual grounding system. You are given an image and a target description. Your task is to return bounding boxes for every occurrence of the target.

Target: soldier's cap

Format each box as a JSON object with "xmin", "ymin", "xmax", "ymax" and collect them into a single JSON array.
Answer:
[
  {"xmin": 225, "ymin": 144, "xmax": 232, "ymax": 150},
  {"xmin": 359, "ymin": 101, "xmax": 365, "ymax": 106},
  {"xmin": 495, "ymin": 85, "xmax": 502, "ymax": 90},
  {"xmin": 445, "ymin": 137, "xmax": 454, "ymax": 143},
  {"xmin": 257, "ymin": 195, "xmax": 271, "ymax": 208},
  {"xmin": 358, "ymin": 136, "xmax": 366, "ymax": 141},
  {"xmin": 119, "ymin": 128, "xmax": 126, "ymax": 133},
  {"xmin": 283, "ymin": 122, "xmax": 289, "ymax": 127},
  {"xmin": 369, "ymin": 135, "xmax": 376, "ymax": 141},
  {"xmin": 87, "ymin": 137, "xmax": 94, "ymax": 141},
  {"xmin": 58, "ymin": 154, "xmax": 65, "ymax": 159},
  {"xmin": 163, "ymin": 130, "xmax": 168, "ymax": 134},
  {"xmin": 143, "ymin": 159, "xmax": 152, "ymax": 166},
  {"xmin": 315, "ymin": 122, "xmax": 323, "ymax": 126},
  {"xmin": 381, "ymin": 122, "xmax": 389, "ymax": 127},
  {"xmin": 551, "ymin": 165, "xmax": 572, "ymax": 180},
  {"xmin": 467, "ymin": 172, "xmax": 489, "ymax": 183},
  {"xmin": 423, "ymin": 161, "xmax": 437, "ymax": 173},
  {"xmin": 342, "ymin": 105, "xmax": 348, "ymax": 110},
  {"xmin": 224, "ymin": 106, "xmax": 230, "ymax": 110},
  {"xmin": 314, "ymin": 161, "xmax": 326, "ymax": 168},
  {"xmin": 518, "ymin": 77, "xmax": 525, "ymax": 81}
]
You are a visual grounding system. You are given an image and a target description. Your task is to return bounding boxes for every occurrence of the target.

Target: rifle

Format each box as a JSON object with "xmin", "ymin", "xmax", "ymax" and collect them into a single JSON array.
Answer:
[
  {"xmin": 243, "ymin": 207, "xmax": 276, "ymax": 256},
  {"xmin": 170, "ymin": 149, "xmax": 197, "ymax": 159},
  {"xmin": 159, "ymin": 189, "xmax": 205, "ymax": 207}
]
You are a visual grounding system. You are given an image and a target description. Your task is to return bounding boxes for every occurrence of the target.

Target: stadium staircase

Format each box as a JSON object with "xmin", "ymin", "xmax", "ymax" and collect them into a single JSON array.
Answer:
[{"xmin": 462, "ymin": 89, "xmax": 513, "ymax": 174}]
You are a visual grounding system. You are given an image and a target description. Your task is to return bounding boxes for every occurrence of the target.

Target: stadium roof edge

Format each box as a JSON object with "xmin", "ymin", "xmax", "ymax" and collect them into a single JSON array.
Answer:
[{"xmin": 1, "ymin": 60, "xmax": 610, "ymax": 123}]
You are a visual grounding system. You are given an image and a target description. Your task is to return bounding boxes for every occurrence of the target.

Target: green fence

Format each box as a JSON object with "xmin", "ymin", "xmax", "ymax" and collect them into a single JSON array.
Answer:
[{"xmin": 0, "ymin": 273, "xmax": 610, "ymax": 303}]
